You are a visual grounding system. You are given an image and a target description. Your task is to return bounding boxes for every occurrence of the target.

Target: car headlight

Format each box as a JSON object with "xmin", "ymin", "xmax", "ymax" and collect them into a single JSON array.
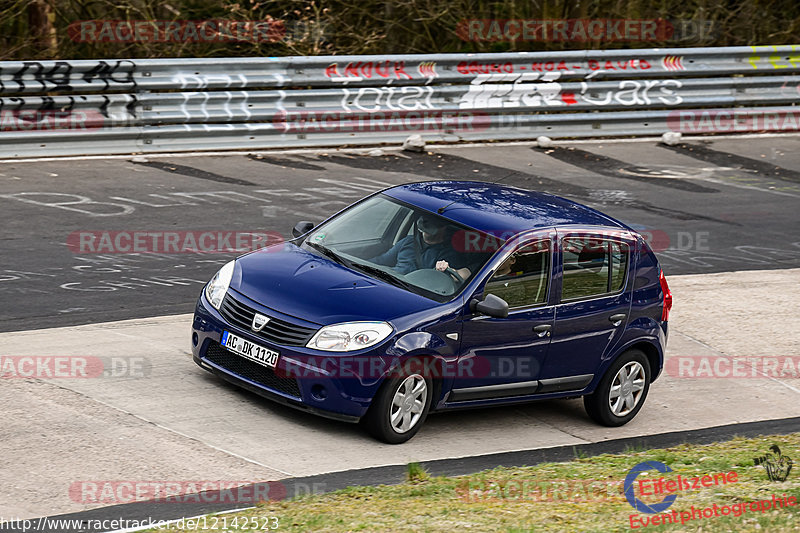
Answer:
[
  {"xmin": 204, "ymin": 260, "xmax": 235, "ymax": 310},
  {"xmin": 307, "ymin": 321, "xmax": 393, "ymax": 352}
]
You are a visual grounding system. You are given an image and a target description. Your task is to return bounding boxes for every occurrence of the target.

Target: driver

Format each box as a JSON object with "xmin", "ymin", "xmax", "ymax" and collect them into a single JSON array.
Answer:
[{"xmin": 371, "ymin": 215, "xmax": 474, "ymax": 280}]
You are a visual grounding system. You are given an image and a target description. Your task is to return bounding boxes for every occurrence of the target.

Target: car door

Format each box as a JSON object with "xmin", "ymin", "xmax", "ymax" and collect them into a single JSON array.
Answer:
[
  {"xmin": 448, "ymin": 231, "xmax": 555, "ymax": 402},
  {"xmin": 538, "ymin": 230, "xmax": 634, "ymax": 391}
]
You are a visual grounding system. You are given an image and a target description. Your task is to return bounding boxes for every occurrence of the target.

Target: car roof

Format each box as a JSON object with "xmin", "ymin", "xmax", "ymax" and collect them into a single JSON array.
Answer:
[{"xmin": 382, "ymin": 180, "xmax": 627, "ymax": 236}]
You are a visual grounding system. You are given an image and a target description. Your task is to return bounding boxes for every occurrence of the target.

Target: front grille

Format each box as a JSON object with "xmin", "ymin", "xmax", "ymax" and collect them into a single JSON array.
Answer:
[
  {"xmin": 205, "ymin": 342, "xmax": 301, "ymax": 398},
  {"xmin": 218, "ymin": 292, "xmax": 317, "ymax": 347}
]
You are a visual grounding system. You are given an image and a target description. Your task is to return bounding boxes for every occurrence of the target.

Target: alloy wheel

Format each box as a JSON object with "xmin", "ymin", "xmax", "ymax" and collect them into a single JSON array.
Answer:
[
  {"xmin": 389, "ymin": 374, "xmax": 428, "ymax": 433},
  {"xmin": 608, "ymin": 361, "xmax": 646, "ymax": 417}
]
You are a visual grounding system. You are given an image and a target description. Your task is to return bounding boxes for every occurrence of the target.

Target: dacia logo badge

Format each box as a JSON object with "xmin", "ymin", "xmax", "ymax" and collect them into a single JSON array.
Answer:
[{"xmin": 252, "ymin": 313, "xmax": 270, "ymax": 332}]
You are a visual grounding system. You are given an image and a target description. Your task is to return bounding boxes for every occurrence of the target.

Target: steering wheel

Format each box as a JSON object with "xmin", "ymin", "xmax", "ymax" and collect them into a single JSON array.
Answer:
[{"xmin": 443, "ymin": 266, "xmax": 464, "ymax": 283}]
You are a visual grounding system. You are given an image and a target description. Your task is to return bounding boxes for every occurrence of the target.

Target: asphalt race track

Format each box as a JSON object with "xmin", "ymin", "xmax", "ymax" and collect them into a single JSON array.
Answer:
[
  {"xmin": 2, "ymin": 135, "xmax": 800, "ymax": 332},
  {"xmin": 1, "ymin": 135, "xmax": 800, "ymax": 531}
]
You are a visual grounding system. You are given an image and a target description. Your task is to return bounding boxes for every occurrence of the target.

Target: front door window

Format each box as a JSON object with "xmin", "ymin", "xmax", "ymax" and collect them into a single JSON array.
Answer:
[{"xmin": 483, "ymin": 239, "xmax": 551, "ymax": 308}]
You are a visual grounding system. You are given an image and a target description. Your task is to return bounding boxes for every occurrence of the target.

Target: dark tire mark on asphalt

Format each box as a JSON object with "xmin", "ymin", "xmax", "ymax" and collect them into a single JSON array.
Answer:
[
  {"xmin": 320, "ymin": 151, "xmax": 607, "ymax": 203},
  {"xmin": 659, "ymin": 142, "xmax": 800, "ymax": 184},
  {"xmin": 132, "ymin": 160, "xmax": 257, "ymax": 186},
  {"xmin": 536, "ymin": 146, "xmax": 720, "ymax": 193},
  {"xmin": 321, "ymin": 152, "xmax": 737, "ymax": 225},
  {"xmin": 247, "ymin": 154, "xmax": 327, "ymax": 171}
]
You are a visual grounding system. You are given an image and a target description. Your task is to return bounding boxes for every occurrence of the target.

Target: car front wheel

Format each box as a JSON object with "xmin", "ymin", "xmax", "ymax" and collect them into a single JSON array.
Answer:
[
  {"xmin": 584, "ymin": 349, "xmax": 651, "ymax": 426},
  {"xmin": 363, "ymin": 367, "xmax": 432, "ymax": 444}
]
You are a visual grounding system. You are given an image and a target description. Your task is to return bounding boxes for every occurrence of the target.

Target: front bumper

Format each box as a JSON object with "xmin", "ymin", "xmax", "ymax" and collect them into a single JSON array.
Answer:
[{"xmin": 191, "ymin": 291, "xmax": 391, "ymax": 422}]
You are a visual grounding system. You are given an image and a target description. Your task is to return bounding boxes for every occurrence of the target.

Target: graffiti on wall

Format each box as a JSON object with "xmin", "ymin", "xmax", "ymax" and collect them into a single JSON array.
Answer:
[
  {"xmin": 458, "ymin": 72, "xmax": 682, "ymax": 109},
  {"xmin": 0, "ymin": 48, "xmax": 794, "ymax": 146},
  {"xmin": 748, "ymin": 45, "xmax": 800, "ymax": 70},
  {"xmin": 0, "ymin": 60, "xmax": 137, "ymax": 94}
]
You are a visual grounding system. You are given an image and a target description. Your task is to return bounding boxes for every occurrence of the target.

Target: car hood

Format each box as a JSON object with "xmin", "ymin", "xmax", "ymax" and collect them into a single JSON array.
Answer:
[{"xmin": 231, "ymin": 243, "xmax": 440, "ymax": 325}]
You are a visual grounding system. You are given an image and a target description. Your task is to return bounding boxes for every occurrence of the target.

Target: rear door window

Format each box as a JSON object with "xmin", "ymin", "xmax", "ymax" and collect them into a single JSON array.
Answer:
[{"xmin": 561, "ymin": 237, "xmax": 629, "ymax": 301}]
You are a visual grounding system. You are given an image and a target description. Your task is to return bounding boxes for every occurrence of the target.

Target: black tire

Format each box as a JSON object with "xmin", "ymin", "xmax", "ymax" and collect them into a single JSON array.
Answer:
[
  {"xmin": 362, "ymin": 360, "xmax": 433, "ymax": 444},
  {"xmin": 584, "ymin": 349, "xmax": 651, "ymax": 427}
]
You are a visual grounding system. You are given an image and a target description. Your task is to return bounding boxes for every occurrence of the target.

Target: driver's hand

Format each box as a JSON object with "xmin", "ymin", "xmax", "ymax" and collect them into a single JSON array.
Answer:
[{"xmin": 435, "ymin": 260, "xmax": 449, "ymax": 271}]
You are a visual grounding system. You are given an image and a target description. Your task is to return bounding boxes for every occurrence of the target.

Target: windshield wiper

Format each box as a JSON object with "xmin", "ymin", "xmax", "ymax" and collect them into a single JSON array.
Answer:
[
  {"xmin": 349, "ymin": 262, "xmax": 415, "ymax": 291},
  {"xmin": 305, "ymin": 242, "xmax": 414, "ymax": 291},
  {"xmin": 305, "ymin": 241, "xmax": 352, "ymax": 268}
]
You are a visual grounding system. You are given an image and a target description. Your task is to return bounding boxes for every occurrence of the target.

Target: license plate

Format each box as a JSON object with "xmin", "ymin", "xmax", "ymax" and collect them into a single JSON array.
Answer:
[{"xmin": 221, "ymin": 331, "xmax": 279, "ymax": 368}]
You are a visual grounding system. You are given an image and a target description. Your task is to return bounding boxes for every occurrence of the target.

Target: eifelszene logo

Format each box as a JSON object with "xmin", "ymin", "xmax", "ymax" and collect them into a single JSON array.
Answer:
[
  {"xmin": 624, "ymin": 461, "xmax": 677, "ymax": 513},
  {"xmin": 754, "ymin": 445, "xmax": 793, "ymax": 482},
  {"xmin": 625, "ymin": 460, "xmax": 739, "ymax": 514}
]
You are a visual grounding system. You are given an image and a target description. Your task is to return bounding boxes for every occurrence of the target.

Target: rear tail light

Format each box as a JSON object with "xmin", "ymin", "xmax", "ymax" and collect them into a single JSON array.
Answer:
[{"xmin": 659, "ymin": 269, "xmax": 672, "ymax": 322}]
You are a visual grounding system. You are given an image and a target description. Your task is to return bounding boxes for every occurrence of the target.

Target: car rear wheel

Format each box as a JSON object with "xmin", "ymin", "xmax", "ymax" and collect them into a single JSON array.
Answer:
[
  {"xmin": 584, "ymin": 349, "xmax": 651, "ymax": 427},
  {"xmin": 363, "ymin": 364, "xmax": 433, "ymax": 444}
]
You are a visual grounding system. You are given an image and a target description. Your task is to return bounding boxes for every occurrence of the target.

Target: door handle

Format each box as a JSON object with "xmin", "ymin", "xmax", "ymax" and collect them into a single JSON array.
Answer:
[
  {"xmin": 533, "ymin": 324, "xmax": 552, "ymax": 337},
  {"xmin": 609, "ymin": 313, "xmax": 627, "ymax": 326}
]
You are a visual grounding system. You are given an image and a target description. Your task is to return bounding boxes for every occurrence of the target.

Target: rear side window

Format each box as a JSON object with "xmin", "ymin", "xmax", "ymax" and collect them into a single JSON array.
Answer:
[{"xmin": 561, "ymin": 237, "xmax": 629, "ymax": 301}]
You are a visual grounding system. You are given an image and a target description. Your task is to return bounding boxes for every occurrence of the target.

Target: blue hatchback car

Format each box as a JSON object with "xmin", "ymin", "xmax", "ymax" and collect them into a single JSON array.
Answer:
[{"xmin": 192, "ymin": 181, "xmax": 671, "ymax": 443}]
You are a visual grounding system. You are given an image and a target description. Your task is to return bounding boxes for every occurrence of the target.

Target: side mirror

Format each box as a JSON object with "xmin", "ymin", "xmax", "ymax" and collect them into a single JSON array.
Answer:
[
  {"xmin": 470, "ymin": 293, "xmax": 509, "ymax": 318},
  {"xmin": 292, "ymin": 221, "xmax": 315, "ymax": 238}
]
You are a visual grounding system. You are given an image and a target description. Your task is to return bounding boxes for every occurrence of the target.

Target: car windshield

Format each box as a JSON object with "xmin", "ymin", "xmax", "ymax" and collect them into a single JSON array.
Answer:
[{"xmin": 301, "ymin": 194, "xmax": 497, "ymax": 302}]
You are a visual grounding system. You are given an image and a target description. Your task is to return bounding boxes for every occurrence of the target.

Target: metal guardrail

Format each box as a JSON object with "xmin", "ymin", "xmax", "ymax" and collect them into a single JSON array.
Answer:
[{"xmin": 1, "ymin": 45, "xmax": 799, "ymax": 157}]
